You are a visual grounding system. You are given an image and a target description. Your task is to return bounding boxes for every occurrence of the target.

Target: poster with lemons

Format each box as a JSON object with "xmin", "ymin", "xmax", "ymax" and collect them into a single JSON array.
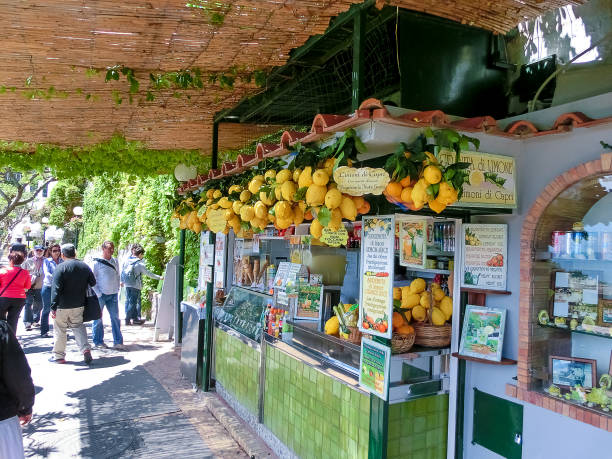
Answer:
[{"xmin": 437, "ymin": 150, "xmax": 516, "ymax": 208}]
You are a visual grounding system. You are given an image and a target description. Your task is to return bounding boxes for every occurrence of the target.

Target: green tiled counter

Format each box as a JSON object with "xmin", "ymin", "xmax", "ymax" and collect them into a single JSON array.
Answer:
[
  {"xmin": 214, "ymin": 328, "xmax": 260, "ymax": 415},
  {"xmin": 264, "ymin": 344, "xmax": 370, "ymax": 459},
  {"xmin": 388, "ymin": 394, "xmax": 449, "ymax": 459}
]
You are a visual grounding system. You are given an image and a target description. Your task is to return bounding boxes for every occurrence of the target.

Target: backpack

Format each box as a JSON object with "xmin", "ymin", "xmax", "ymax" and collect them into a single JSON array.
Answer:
[{"xmin": 121, "ymin": 259, "xmax": 141, "ymax": 284}]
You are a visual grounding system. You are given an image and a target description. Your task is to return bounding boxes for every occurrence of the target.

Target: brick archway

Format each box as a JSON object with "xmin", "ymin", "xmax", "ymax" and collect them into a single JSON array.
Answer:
[{"xmin": 507, "ymin": 152, "xmax": 612, "ymax": 430}]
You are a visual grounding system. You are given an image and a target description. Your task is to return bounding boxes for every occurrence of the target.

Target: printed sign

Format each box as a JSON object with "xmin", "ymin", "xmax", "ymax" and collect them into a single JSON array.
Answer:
[
  {"xmin": 320, "ymin": 225, "xmax": 349, "ymax": 247},
  {"xmin": 398, "ymin": 218, "xmax": 427, "ymax": 269},
  {"xmin": 438, "ymin": 150, "xmax": 516, "ymax": 208},
  {"xmin": 207, "ymin": 208, "xmax": 227, "ymax": 233},
  {"xmin": 295, "ymin": 284, "xmax": 324, "ymax": 321},
  {"xmin": 359, "ymin": 339, "xmax": 391, "ymax": 400},
  {"xmin": 333, "ymin": 166, "xmax": 391, "ymax": 196},
  {"xmin": 462, "ymin": 224, "xmax": 508, "ymax": 291},
  {"xmin": 214, "ymin": 233, "xmax": 226, "ymax": 289},
  {"xmin": 359, "ymin": 215, "xmax": 394, "ymax": 338},
  {"xmin": 459, "ymin": 305, "xmax": 507, "ymax": 362},
  {"xmin": 203, "ymin": 265, "xmax": 213, "ymax": 284}
]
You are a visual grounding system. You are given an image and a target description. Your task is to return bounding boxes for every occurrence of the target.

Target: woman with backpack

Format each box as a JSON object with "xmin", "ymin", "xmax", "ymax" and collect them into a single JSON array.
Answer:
[
  {"xmin": 0, "ymin": 245, "xmax": 32, "ymax": 333},
  {"xmin": 121, "ymin": 244, "xmax": 163, "ymax": 325}
]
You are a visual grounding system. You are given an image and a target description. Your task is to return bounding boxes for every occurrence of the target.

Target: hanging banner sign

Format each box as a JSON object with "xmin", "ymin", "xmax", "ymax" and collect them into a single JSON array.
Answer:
[
  {"xmin": 359, "ymin": 339, "xmax": 391, "ymax": 400},
  {"xmin": 462, "ymin": 224, "xmax": 508, "ymax": 291},
  {"xmin": 214, "ymin": 233, "xmax": 226, "ymax": 289},
  {"xmin": 320, "ymin": 226, "xmax": 349, "ymax": 247},
  {"xmin": 438, "ymin": 150, "xmax": 516, "ymax": 208},
  {"xmin": 333, "ymin": 166, "xmax": 390, "ymax": 196},
  {"xmin": 359, "ymin": 215, "xmax": 394, "ymax": 338}
]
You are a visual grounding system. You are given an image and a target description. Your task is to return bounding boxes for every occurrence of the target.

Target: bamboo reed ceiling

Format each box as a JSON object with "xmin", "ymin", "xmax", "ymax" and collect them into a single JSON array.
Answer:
[{"xmin": 0, "ymin": 0, "xmax": 583, "ymax": 153}]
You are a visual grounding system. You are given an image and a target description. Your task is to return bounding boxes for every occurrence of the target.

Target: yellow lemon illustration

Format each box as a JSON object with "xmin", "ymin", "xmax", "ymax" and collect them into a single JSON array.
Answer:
[{"xmin": 469, "ymin": 170, "xmax": 485, "ymax": 186}]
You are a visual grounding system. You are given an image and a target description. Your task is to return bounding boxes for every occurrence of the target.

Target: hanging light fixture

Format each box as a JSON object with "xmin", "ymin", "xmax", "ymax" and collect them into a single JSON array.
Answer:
[{"xmin": 174, "ymin": 163, "xmax": 197, "ymax": 182}]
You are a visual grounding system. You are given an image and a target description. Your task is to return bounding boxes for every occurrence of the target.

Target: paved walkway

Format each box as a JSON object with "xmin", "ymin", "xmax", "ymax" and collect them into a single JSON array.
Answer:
[{"xmin": 16, "ymin": 317, "xmax": 250, "ymax": 459}]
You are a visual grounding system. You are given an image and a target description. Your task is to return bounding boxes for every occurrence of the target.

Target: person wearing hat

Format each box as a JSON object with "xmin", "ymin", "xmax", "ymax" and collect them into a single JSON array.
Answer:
[
  {"xmin": 21, "ymin": 245, "xmax": 45, "ymax": 331},
  {"xmin": 0, "ymin": 245, "xmax": 32, "ymax": 334}
]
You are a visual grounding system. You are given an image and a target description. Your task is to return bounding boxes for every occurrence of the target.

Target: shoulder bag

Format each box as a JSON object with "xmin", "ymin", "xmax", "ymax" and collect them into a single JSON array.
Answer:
[{"xmin": 83, "ymin": 286, "xmax": 102, "ymax": 322}]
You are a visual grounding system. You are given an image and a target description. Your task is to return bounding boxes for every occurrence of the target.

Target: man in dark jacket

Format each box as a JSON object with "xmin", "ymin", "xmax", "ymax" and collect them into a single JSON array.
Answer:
[
  {"xmin": 50, "ymin": 243, "xmax": 96, "ymax": 364},
  {"xmin": 0, "ymin": 320, "xmax": 35, "ymax": 458}
]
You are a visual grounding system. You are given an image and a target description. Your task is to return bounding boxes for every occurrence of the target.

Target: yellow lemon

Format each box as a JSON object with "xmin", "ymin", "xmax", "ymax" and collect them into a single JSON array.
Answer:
[
  {"xmin": 298, "ymin": 166, "xmax": 313, "ymax": 188},
  {"xmin": 420, "ymin": 292, "xmax": 431, "ymax": 309},
  {"xmin": 312, "ymin": 169, "xmax": 330, "ymax": 186},
  {"xmin": 401, "ymin": 292, "xmax": 421, "ymax": 309},
  {"xmin": 412, "ymin": 305, "xmax": 427, "ymax": 322},
  {"xmin": 432, "ymin": 307, "xmax": 446, "ymax": 326},
  {"xmin": 274, "ymin": 185, "xmax": 283, "ymax": 201},
  {"xmin": 393, "ymin": 287, "xmax": 402, "ymax": 301},
  {"xmin": 206, "ymin": 189, "xmax": 215, "ymax": 199},
  {"xmin": 325, "ymin": 316, "xmax": 339, "ymax": 335},
  {"xmin": 275, "ymin": 201, "xmax": 293, "ymax": 220},
  {"xmin": 281, "ymin": 180, "xmax": 297, "ymax": 202},
  {"xmin": 306, "ymin": 184, "xmax": 327, "ymax": 206},
  {"xmin": 339, "ymin": 195, "xmax": 357, "ymax": 221},
  {"xmin": 410, "ymin": 278, "xmax": 426, "ymax": 294},
  {"xmin": 254, "ymin": 201, "xmax": 268, "ymax": 219},
  {"xmin": 293, "ymin": 168, "xmax": 302, "ymax": 183},
  {"xmin": 206, "ymin": 198, "xmax": 213, "ymax": 206},
  {"xmin": 323, "ymin": 158, "xmax": 335, "ymax": 176},
  {"xmin": 276, "ymin": 169, "xmax": 292, "ymax": 184},
  {"xmin": 264, "ymin": 169, "xmax": 277, "ymax": 182},
  {"xmin": 423, "ymin": 165, "xmax": 442, "ymax": 184},
  {"xmin": 310, "ymin": 219, "xmax": 323, "ymax": 238},
  {"xmin": 240, "ymin": 205, "xmax": 255, "ymax": 222},
  {"xmin": 232, "ymin": 200, "xmax": 243, "ymax": 214},
  {"xmin": 218, "ymin": 197, "xmax": 232, "ymax": 209},
  {"xmin": 400, "ymin": 187, "xmax": 413, "ymax": 203},
  {"xmin": 293, "ymin": 205, "xmax": 305, "ymax": 225},
  {"xmin": 213, "ymin": 189, "xmax": 222, "ymax": 199},
  {"xmin": 224, "ymin": 209, "xmax": 235, "ymax": 221},
  {"xmin": 324, "ymin": 188, "xmax": 343, "ymax": 210},
  {"xmin": 433, "ymin": 288, "xmax": 445, "ymax": 302},
  {"xmin": 228, "ymin": 184, "xmax": 242, "ymax": 195},
  {"xmin": 328, "ymin": 208, "xmax": 342, "ymax": 231},
  {"xmin": 276, "ymin": 217, "xmax": 293, "ymax": 230},
  {"xmin": 469, "ymin": 170, "xmax": 485, "ymax": 186},
  {"xmin": 260, "ymin": 190, "xmax": 275, "ymax": 206},
  {"xmin": 440, "ymin": 298, "xmax": 453, "ymax": 320},
  {"xmin": 248, "ymin": 179, "xmax": 263, "ymax": 194},
  {"xmin": 239, "ymin": 190, "xmax": 252, "ymax": 203},
  {"xmin": 438, "ymin": 181, "xmax": 458, "ymax": 205}
]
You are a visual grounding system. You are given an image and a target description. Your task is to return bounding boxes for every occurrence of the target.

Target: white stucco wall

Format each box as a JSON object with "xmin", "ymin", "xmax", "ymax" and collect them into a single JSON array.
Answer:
[{"xmin": 461, "ymin": 93, "xmax": 612, "ymax": 458}]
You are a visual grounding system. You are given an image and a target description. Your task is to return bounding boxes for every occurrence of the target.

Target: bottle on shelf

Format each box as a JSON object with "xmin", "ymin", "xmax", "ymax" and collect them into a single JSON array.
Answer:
[{"xmin": 282, "ymin": 311, "xmax": 293, "ymax": 342}]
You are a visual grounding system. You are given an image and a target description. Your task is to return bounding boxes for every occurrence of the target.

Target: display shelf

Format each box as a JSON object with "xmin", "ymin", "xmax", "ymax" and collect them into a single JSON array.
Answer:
[
  {"xmin": 549, "ymin": 257, "xmax": 612, "ymax": 263},
  {"xmin": 231, "ymin": 284, "xmax": 273, "ymax": 296},
  {"xmin": 394, "ymin": 267, "xmax": 450, "ymax": 277},
  {"xmin": 391, "ymin": 345, "xmax": 451, "ymax": 362},
  {"xmin": 539, "ymin": 323, "xmax": 612, "ymax": 340},
  {"xmin": 460, "ymin": 287, "xmax": 511, "ymax": 295},
  {"xmin": 451, "ymin": 352, "xmax": 516, "ymax": 365}
]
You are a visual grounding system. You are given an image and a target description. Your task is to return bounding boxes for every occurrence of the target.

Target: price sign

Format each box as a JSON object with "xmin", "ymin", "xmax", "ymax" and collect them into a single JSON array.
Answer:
[
  {"xmin": 333, "ymin": 166, "xmax": 390, "ymax": 196},
  {"xmin": 320, "ymin": 226, "xmax": 349, "ymax": 247}
]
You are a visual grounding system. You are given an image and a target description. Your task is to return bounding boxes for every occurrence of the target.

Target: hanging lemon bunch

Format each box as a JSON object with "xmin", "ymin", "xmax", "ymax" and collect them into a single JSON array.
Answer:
[{"xmin": 383, "ymin": 128, "xmax": 479, "ymax": 214}]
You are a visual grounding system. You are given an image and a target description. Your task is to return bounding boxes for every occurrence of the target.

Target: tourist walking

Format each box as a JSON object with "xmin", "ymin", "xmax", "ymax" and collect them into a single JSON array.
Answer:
[
  {"xmin": 122, "ymin": 244, "xmax": 163, "ymax": 326},
  {"xmin": 49, "ymin": 244, "xmax": 95, "ymax": 364},
  {"xmin": 22, "ymin": 245, "xmax": 45, "ymax": 330},
  {"xmin": 0, "ymin": 246, "xmax": 32, "ymax": 333},
  {"xmin": 91, "ymin": 241, "xmax": 126, "ymax": 350},
  {"xmin": 0, "ymin": 320, "xmax": 35, "ymax": 459},
  {"xmin": 40, "ymin": 244, "xmax": 62, "ymax": 338}
]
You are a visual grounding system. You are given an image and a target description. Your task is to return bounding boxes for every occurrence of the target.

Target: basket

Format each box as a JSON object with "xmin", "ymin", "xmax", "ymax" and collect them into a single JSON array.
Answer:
[
  {"xmin": 413, "ymin": 322, "xmax": 452, "ymax": 347},
  {"xmin": 391, "ymin": 332, "xmax": 415, "ymax": 354},
  {"xmin": 383, "ymin": 190, "xmax": 423, "ymax": 212},
  {"xmin": 340, "ymin": 326, "xmax": 363, "ymax": 344}
]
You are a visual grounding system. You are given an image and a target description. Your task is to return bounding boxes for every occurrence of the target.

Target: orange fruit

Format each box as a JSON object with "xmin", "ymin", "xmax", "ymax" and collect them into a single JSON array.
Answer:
[
  {"xmin": 385, "ymin": 182, "xmax": 402, "ymax": 199},
  {"xmin": 304, "ymin": 210, "xmax": 314, "ymax": 221},
  {"xmin": 392, "ymin": 311, "xmax": 407, "ymax": 330},
  {"xmin": 352, "ymin": 196, "xmax": 366, "ymax": 209},
  {"xmin": 357, "ymin": 201, "xmax": 370, "ymax": 215},
  {"xmin": 399, "ymin": 176, "xmax": 412, "ymax": 187},
  {"xmin": 400, "ymin": 187, "xmax": 413, "ymax": 203},
  {"xmin": 396, "ymin": 324, "xmax": 415, "ymax": 335}
]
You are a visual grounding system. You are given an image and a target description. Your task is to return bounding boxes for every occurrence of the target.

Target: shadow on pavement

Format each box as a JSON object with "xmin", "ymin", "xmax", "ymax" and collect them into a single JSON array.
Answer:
[
  {"xmin": 22, "ymin": 410, "xmax": 69, "ymax": 458},
  {"xmin": 70, "ymin": 356, "xmax": 131, "ymax": 370}
]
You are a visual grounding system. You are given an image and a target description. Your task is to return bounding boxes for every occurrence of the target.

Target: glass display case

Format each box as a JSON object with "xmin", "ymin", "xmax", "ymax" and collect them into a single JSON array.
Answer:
[
  {"xmin": 530, "ymin": 173, "xmax": 612, "ymax": 413},
  {"xmin": 214, "ymin": 286, "xmax": 271, "ymax": 342}
]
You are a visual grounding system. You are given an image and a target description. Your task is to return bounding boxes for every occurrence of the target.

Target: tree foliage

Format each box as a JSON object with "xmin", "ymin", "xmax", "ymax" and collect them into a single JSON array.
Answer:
[{"xmin": 43, "ymin": 178, "xmax": 86, "ymax": 226}]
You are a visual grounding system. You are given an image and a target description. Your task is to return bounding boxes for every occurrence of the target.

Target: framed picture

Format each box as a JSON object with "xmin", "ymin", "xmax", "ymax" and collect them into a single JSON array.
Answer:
[
  {"xmin": 398, "ymin": 218, "xmax": 427, "ymax": 269},
  {"xmin": 549, "ymin": 356, "xmax": 597, "ymax": 390},
  {"xmin": 599, "ymin": 298, "xmax": 612, "ymax": 325},
  {"xmin": 458, "ymin": 305, "xmax": 507, "ymax": 362}
]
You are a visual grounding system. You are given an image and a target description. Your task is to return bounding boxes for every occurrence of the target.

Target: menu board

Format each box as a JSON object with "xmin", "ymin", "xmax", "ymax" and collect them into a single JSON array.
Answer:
[
  {"xmin": 438, "ymin": 150, "xmax": 517, "ymax": 208},
  {"xmin": 553, "ymin": 271, "xmax": 599, "ymax": 320},
  {"xmin": 359, "ymin": 339, "xmax": 391, "ymax": 400},
  {"xmin": 359, "ymin": 215, "xmax": 394, "ymax": 338},
  {"xmin": 295, "ymin": 284, "xmax": 324, "ymax": 321},
  {"xmin": 462, "ymin": 224, "xmax": 507, "ymax": 291},
  {"xmin": 398, "ymin": 217, "xmax": 427, "ymax": 269}
]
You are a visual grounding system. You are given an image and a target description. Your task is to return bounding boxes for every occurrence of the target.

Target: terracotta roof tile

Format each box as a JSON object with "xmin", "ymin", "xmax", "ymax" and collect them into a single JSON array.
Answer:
[{"xmin": 178, "ymin": 98, "xmax": 612, "ymax": 194}]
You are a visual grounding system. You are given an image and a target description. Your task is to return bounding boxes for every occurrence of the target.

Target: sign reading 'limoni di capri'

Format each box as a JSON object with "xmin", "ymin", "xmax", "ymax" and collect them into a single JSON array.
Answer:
[
  {"xmin": 359, "ymin": 215, "xmax": 394, "ymax": 339},
  {"xmin": 438, "ymin": 150, "xmax": 516, "ymax": 208}
]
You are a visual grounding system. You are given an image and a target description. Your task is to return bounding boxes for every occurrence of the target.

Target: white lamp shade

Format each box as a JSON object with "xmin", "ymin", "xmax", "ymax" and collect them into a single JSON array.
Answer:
[
  {"xmin": 73, "ymin": 206, "xmax": 83, "ymax": 216},
  {"xmin": 174, "ymin": 163, "xmax": 197, "ymax": 182}
]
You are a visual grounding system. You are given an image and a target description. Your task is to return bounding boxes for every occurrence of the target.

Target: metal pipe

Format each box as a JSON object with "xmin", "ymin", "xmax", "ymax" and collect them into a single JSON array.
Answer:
[{"xmin": 175, "ymin": 229, "xmax": 186, "ymax": 345}]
